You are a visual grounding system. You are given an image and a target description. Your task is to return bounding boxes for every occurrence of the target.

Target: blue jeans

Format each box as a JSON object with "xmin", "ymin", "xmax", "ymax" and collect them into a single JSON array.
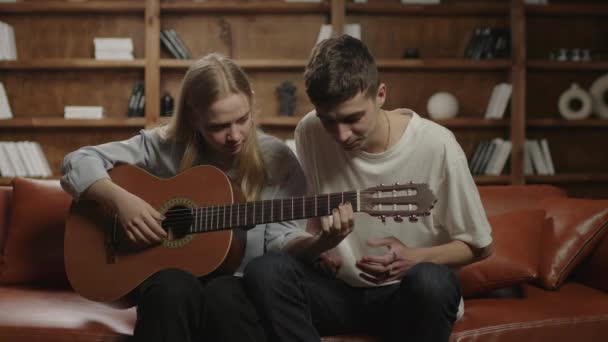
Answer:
[{"xmin": 244, "ymin": 252, "xmax": 461, "ymax": 342}]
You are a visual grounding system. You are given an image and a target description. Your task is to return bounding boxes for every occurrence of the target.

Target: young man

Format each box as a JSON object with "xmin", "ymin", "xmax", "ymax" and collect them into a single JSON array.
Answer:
[{"xmin": 244, "ymin": 35, "xmax": 493, "ymax": 342}]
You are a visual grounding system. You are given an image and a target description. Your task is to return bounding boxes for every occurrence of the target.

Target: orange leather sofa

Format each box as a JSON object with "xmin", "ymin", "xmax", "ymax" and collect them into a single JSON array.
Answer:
[{"xmin": 1, "ymin": 178, "xmax": 607, "ymax": 342}]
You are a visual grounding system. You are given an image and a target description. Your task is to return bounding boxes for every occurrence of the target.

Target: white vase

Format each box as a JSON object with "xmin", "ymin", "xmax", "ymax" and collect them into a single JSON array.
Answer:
[
  {"xmin": 427, "ymin": 92, "xmax": 459, "ymax": 120},
  {"xmin": 558, "ymin": 83, "xmax": 592, "ymax": 120}
]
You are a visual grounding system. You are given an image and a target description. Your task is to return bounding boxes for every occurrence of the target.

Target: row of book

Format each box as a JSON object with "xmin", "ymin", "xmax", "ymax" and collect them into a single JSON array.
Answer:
[
  {"xmin": 469, "ymin": 138, "xmax": 555, "ymax": 176},
  {"xmin": 469, "ymin": 138, "xmax": 512, "ymax": 176},
  {"xmin": 0, "ymin": 82, "xmax": 13, "ymax": 119},
  {"xmin": 0, "ymin": 21, "xmax": 17, "ymax": 61},
  {"xmin": 127, "ymin": 83, "xmax": 145, "ymax": 117},
  {"xmin": 0, "ymin": 141, "xmax": 52, "ymax": 178},
  {"xmin": 524, "ymin": 139, "xmax": 555, "ymax": 175},
  {"xmin": 161, "ymin": 29, "xmax": 192, "ymax": 60},
  {"xmin": 464, "ymin": 27, "xmax": 510, "ymax": 60},
  {"xmin": 94, "ymin": 38, "xmax": 134, "ymax": 61},
  {"xmin": 316, "ymin": 23, "xmax": 361, "ymax": 44}
]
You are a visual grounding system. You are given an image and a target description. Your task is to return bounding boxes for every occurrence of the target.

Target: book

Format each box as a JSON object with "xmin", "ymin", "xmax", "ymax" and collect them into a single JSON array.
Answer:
[
  {"xmin": 484, "ymin": 83, "xmax": 512, "ymax": 119},
  {"xmin": 167, "ymin": 29, "xmax": 192, "ymax": 59},
  {"xmin": 469, "ymin": 140, "xmax": 488, "ymax": 174},
  {"xmin": 525, "ymin": 140, "xmax": 549, "ymax": 175},
  {"xmin": 160, "ymin": 30, "xmax": 182, "ymax": 59},
  {"xmin": 485, "ymin": 139, "xmax": 512, "ymax": 176},
  {"xmin": 539, "ymin": 139, "xmax": 555, "ymax": 175},
  {"xmin": 316, "ymin": 24, "xmax": 362, "ymax": 45},
  {"xmin": 0, "ymin": 82, "xmax": 13, "ymax": 119}
]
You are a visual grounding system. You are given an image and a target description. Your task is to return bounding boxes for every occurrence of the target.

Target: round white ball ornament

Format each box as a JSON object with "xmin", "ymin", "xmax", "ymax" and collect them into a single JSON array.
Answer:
[{"xmin": 427, "ymin": 92, "xmax": 459, "ymax": 120}]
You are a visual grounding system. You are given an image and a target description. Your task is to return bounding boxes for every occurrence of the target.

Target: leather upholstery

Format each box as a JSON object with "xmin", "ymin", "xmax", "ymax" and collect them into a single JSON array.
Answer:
[
  {"xmin": 0, "ymin": 180, "xmax": 607, "ymax": 342},
  {"xmin": 0, "ymin": 179, "xmax": 71, "ymax": 285},
  {"xmin": 0, "ymin": 186, "xmax": 11, "ymax": 262},
  {"xmin": 536, "ymin": 198, "xmax": 608, "ymax": 289},
  {"xmin": 457, "ymin": 208, "xmax": 546, "ymax": 298},
  {"xmin": 478, "ymin": 185, "xmax": 566, "ymax": 217}
]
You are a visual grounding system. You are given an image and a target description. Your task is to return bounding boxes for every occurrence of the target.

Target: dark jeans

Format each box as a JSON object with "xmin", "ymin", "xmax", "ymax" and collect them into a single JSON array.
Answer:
[
  {"xmin": 132, "ymin": 268, "xmax": 265, "ymax": 342},
  {"xmin": 243, "ymin": 253, "xmax": 461, "ymax": 342}
]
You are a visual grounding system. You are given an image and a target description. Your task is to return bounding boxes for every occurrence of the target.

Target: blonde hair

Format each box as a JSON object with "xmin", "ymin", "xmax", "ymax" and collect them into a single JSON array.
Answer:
[{"xmin": 163, "ymin": 53, "xmax": 266, "ymax": 201}]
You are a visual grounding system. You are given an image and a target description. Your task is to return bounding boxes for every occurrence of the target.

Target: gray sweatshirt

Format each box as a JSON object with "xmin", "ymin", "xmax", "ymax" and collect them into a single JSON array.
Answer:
[{"xmin": 61, "ymin": 127, "xmax": 309, "ymax": 273}]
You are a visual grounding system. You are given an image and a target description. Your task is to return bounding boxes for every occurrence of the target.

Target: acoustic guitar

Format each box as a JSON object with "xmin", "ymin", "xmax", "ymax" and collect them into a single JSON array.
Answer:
[{"xmin": 64, "ymin": 164, "xmax": 436, "ymax": 307}]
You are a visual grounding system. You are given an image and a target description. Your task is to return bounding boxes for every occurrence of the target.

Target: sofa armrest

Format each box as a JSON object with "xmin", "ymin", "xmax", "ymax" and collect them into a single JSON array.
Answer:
[
  {"xmin": 574, "ymin": 233, "xmax": 608, "ymax": 293},
  {"xmin": 0, "ymin": 186, "xmax": 12, "ymax": 256}
]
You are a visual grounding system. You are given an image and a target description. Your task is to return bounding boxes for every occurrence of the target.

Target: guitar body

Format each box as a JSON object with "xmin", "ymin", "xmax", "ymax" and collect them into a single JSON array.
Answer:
[{"xmin": 64, "ymin": 164, "xmax": 246, "ymax": 308}]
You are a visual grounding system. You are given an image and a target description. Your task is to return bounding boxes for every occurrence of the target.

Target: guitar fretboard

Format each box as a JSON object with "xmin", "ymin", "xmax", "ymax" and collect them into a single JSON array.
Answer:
[{"xmin": 189, "ymin": 191, "xmax": 359, "ymax": 232}]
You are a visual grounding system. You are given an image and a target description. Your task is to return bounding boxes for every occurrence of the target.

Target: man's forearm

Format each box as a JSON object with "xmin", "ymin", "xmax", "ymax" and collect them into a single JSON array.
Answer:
[{"xmin": 419, "ymin": 240, "xmax": 492, "ymax": 268}]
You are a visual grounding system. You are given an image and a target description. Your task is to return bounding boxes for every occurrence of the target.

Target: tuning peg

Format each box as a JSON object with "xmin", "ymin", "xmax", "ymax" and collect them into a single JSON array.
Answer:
[
  {"xmin": 408, "ymin": 215, "xmax": 418, "ymax": 223},
  {"xmin": 394, "ymin": 215, "xmax": 403, "ymax": 223},
  {"xmin": 379, "ymin": 215, "xmax": 387, "ymax": 224},
  {"xmin": 424, "ymin": 212, "xmax": 431, "ymax": 216},
  {"xmin": 395, "ymin": 182, "xmax": 400, "ymax": 186}
]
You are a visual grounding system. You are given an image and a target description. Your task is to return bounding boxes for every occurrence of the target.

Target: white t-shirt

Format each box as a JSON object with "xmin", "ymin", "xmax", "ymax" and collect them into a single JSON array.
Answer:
[{"xmin": 295, "ymin": 109, "xmax": 492, "ymax": 286}]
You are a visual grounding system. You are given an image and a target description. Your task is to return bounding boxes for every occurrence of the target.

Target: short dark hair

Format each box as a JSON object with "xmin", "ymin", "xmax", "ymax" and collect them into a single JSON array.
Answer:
[{"xmin": 304, "ymin": 35, "xmax": 379, "ymax": 109}]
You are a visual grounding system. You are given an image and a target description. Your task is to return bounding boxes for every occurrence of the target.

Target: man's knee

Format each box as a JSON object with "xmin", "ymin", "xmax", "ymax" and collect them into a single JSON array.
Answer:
[{"xmin": 401, "ymin": 262, "xmax": 461, "ymax": 304}]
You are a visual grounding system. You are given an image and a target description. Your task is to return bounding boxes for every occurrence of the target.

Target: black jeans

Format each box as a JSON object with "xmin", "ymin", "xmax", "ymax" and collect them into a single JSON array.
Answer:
[
  {"xmin": 132, "ymin": 268, "xmax": 265, "ymax": 342},
  {"xmin": 244, "ymin": 253, "xmax": 461, "ymax": 342}
]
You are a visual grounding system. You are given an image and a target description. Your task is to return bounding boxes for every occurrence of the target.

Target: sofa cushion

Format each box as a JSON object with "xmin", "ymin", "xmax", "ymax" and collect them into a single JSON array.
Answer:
[
  {"xmin": 478, "ymin": 185, "xmax": 566, "ymax": 217},
  {"xmin": 0, "ymin": 178, "xmax": 72, "ymax": 285},
  {"xmin": 457, "ymin": 208, "xmax": 546, "ymax": 298},
  {"xmin": 536, "ymin": 197, "xmax": 608, "ymax": 290},
  {"xmin": 0, "ymin": 286, "xmax": 134, "ymax": 342},
  {"xmin": 452, "ymin": 282, "xmax": 608, "ymax": 342},
  {"xmin": 574, "ymin": 233, "xmax": 608, "ymax": 293}
]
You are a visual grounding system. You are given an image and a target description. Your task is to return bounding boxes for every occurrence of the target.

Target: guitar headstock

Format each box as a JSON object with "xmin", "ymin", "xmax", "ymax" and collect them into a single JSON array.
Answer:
[{"xmin": 360, "ymin": 182, "xmax": 437, "ymax": 223}]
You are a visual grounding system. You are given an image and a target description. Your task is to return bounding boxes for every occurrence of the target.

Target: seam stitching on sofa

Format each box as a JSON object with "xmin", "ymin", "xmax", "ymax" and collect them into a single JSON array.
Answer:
[
  {"xmin": 555, "ymin": 214, "xmax": 608, "ymax": 288},
  {"xmin": 453, "ymin": 314, "xmax": 608, "ymax": 338}
]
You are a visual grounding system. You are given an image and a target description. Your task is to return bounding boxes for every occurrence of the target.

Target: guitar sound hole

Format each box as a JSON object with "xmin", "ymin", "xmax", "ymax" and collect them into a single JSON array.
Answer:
[{"xmin": 162, "ymin": 206, "xmax": 193, "ymax": 240}]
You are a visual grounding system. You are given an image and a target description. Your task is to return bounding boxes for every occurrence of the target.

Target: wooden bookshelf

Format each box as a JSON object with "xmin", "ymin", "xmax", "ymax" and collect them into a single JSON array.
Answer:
[{"xmin": 0, "ymin": 0, "xmax": 607, "ymax": 197}]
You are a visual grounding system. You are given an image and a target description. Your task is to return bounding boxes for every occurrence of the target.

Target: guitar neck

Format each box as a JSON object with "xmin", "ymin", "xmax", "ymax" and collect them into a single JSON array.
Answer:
[{"xmin": 187, "ymin": 191, "xmax": 360, "ymax": 233}]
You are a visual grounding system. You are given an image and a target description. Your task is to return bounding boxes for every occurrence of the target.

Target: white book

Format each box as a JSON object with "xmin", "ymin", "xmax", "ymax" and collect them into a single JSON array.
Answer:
[
  {"xmin": 0, "ymin": 82, "xmax": 13, "ymax": 119},
  {"xmin": 15, "ymin": 141, "xmax": 37, "ymax": 176},
  {"xmin": 487, "ymin": 140, "xmax": 512, "ymax": 176},
  {"xmin": 483, "ymin": 138, "xmax": 503, "ymax": 175},
  {"xmin": 316, "ymin": 24, "xmax": 333, "ymax": 44},
  {"xmin": 24, "ymin": 141, "xmax": 43, "ymax": 177},
  {"xmin": 523, "ymin": 144, "xmax": 534, "ymax": 175},
  {"xmin": 32, "ymin": 142, "xmax": 52, "ymax": 177},
  {"xmin": 94, "ymin": 38, "xmax": 134, "ymax": 50},
  {"xmin": 540, "ymin": 138, "xmax": 555, "ymax": 175},
  {"xmin": 4, "ymin": 141, "xmax": 27, "ymax": 176},
  {"xmin": 484, "ymin": 85, "xmax": 501, "ymax": 119},
  {"xmin": 344, "ymin": 23, "xmax": 361, "ymax": 40},
  {"xmin": 494, "ymin": 83, "xmax": 512, "ymax": 119},
  {"xmin": 6, "ymin": 22, "xmax": 16, "ymax": 60},
  {"xmin": 0, "ymin": 21, "xmax": 8, "ymax": 60},
  {"xmin": 526, "ymin": 140, "xmax": 549, "ymax": 175},
  {"xmin": 0, "ymin": 142, "xmax": 15, "ymax": 177}
]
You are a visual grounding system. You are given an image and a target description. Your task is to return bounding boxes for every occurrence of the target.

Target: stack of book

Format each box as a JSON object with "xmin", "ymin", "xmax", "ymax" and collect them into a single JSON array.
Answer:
[
  {"xmin": 94, "ymin": 38, "xmax": 134, "ymax": 61},
  {"xmin": 0, "ymin": 82, "xmax": 13, "ymax": 120},
  {"xmin": 484, "ymin": 83, "xmax": 512, "ymax": 119},
  {"xmin": 524, "ymin": 139, "xmax": 555, "ymax": 175},
  {"xmin": 160, "ymin": 29, "xmax": 192, "ymax": 59},
  {"xmin": 64, "ymin": 106, "xmax": 104, "ymax": 120},
  {"xmin": 0, "ymin": 141, "xmax": 52, "ymax": 178},
  {"xmin": 469, "ymin": 138, "xmax": 513, "ymax": 176},
  {"xmin": 464, "ymin": 27, "xmax": 510, "ymax": 60},
  {"xmin": 127, "ymin": 83, "xmax": 145, "ymax": 117},
  {"xmin": 0, "ymin": 20, "xmax": 17, "ymax": 60}
]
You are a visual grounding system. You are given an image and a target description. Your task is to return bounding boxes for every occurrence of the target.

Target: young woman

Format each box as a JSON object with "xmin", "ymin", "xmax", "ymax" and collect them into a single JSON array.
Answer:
[{"xmin": 61, "ymin": 53, "xmax": 308, "ymax": 342}]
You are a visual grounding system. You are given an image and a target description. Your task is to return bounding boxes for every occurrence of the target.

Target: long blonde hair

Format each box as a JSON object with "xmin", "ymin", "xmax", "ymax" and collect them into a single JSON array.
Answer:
[{"xmin": 163, "ymin": 54, "xmax": 266, "ymax": 201}]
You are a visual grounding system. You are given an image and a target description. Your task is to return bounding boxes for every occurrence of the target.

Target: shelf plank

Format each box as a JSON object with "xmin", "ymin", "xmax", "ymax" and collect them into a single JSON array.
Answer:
[
  {"xmin": 160, "ymin": 59, "xmax": 308, "ymax": 70},
  {"xmin": 161, "ymin": 59, "xmax": 510, "ymax": 71},
  {"xmin": 528, "ymin": 60, "xmax": 608, "ymax": 71},
  {"xmin": 474, "ymin": 175, "xmax": 511, "ymax": 185},
  {"xmin": 526, "ymin": 173, "xmax": 608, "ymax": 184},
  {"xmin": 347, "ymin": 3, "xmax": 509, "ymax": 16},
  {"xmin": 0, "ymin": 118, "xmax": 146, "ymax": 128},
  {"xmin": 527, "ymin": 119, "xmax": 608, "ymax": 128},
  {"xmin": 161, "ymin": 2, "xmax": 329, "ymax": 14},
  {"xmin": 377, "ymin": 59, "xmax": 510, "ymax": 71},
  {"xmin": 0, "ymin": 59, "xmax": 146, "ymax": 70},
  {"xmin": 527, "ymin": 3, "xmax": 608, "ymax": 17},
  {"xmin": 0, "ymin": 1, "xmax": 145, "ymax": 13},
  {"xmin": 257, "ymin": 116, "xmax": 302, "ymax": 128},
  {"xmin": 434, "ymin": 118, "xmax": 510, "ymax": 128}
]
